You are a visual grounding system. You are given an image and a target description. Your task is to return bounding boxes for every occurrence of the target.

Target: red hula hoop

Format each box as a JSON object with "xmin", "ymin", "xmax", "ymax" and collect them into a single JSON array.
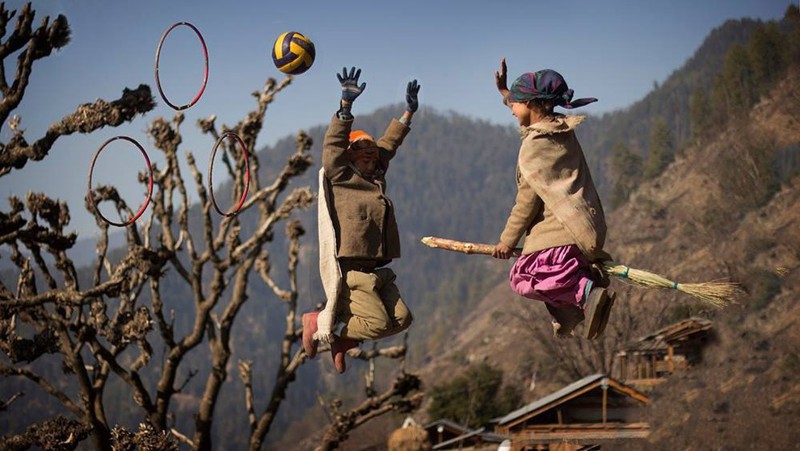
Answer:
[
  {"xmin": 208, "ymin": 132, "xmax": 251, "ymax": 217},
  {"xmin": 154, "ymin": 21, "xmax": 209, "ymax": 111},
  {"xmin": 88, "ymin": 136, "xmax": 154, "ymax": 227}
]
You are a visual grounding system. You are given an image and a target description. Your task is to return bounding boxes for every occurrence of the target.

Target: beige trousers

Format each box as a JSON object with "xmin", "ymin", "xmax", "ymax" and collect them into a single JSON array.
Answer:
[{"xmin": 337, "ymin": 266, "xmax": 413, "ymax": 341}]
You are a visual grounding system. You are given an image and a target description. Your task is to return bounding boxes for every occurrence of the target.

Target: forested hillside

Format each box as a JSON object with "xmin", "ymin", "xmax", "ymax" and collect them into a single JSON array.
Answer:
[{"xmin": 580, "ymin": 17, "xmax": 782, "ymax": 201}]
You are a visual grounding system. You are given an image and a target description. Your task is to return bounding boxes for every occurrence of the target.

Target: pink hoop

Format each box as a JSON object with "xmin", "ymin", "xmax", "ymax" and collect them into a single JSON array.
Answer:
[
  {"xmin": 87, "ymin": 136, "xmax": 154, "ymax": 227},
  {"xmin": 208, "ymin": 132, "xmax": 251, "ymax": 217},
  {"xmin": 154, "ymin": 22, "xmax": 209, "ymax": 111}
]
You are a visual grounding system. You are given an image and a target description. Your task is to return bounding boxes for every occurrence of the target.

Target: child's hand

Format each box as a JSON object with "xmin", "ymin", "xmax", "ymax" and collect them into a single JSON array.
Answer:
[
  {"xmin": 406, "ymin": 80, "xmax": 421, "ymax": 113},
  {"xmin": 492, "ymin": 241, "xmax": 513, "ymax": 259},
  {"xmin": 337, "ymin": 67, "xmax": 366, "ymax": 103},
  {"xmin": 495, "ymin": 58, "xmax": 509, "ymax": 95}
]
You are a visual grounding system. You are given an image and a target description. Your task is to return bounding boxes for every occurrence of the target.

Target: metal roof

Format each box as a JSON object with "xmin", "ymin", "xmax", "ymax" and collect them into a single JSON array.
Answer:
[
  {"xmin": 495, "ymin": 374, "xmax": 608, "ymax": 425},
  {"xmin": 423, "ymin": 418, "xmax": 471, "ymax": 434},
  {"xmin": 431, "ymin": 427, "xmax": 509, "ymax": 450}
]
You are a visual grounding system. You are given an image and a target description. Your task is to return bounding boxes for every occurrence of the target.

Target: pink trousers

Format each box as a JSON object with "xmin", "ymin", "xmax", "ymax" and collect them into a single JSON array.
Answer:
[{"xmin": 509, "ymin": 244, "xmax": 591, "ymax": 308}]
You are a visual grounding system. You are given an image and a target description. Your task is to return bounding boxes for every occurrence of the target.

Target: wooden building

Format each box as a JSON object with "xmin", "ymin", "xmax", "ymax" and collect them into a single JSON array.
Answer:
[
  {"xmin": 424, "ymin": 419, "xmax": 508, "ymax": 450},
  {"xmin": 493, "ymin": 374, "xmax": 650, "ymax": 451},
  {"xmin": 614, "ymin": 317, "xmax": 713, "ymax": 388},
  {"xmin": 431, "ymin": 427, "xmax": 508, "ymax": 450},
  {"xmin": 424, "ymin": 419, "xmax": 472, "ymax": 447}
]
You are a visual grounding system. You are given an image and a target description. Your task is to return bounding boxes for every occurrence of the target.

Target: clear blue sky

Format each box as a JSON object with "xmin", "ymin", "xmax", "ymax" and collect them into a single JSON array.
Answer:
[{"xmin": 2, "ymin": 0, "xmax": 793, "ymax": 236}]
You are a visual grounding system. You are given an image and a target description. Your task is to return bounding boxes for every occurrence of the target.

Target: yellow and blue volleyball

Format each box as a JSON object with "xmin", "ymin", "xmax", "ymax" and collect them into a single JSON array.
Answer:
[{"xmin": 272, "ymin": 31, "xmax": 315, "ymax": 75}]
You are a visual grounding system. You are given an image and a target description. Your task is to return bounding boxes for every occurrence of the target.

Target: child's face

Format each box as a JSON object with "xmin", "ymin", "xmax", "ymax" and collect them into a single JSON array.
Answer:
[
  {"xmin": 347, "ymin": 140, "xmax": 379, "ymax": 176},
  {"xmin": 510, "ymin": 101, "xmax": 533, "ymax": 127}
]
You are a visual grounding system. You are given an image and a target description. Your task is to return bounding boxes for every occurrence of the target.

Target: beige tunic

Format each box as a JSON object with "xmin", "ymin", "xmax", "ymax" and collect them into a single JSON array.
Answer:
[{"xmin": 500, "ymin": 114, "xmax": 607, "ymax": 260}]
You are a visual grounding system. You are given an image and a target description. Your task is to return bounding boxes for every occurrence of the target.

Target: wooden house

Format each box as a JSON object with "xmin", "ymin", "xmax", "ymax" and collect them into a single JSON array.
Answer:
[
  {"xmin": 424, "ymin": 419, "xmax": 472, "ymax": 447},
  {"xmin": 493, "ymin": 374, "xmax": 650, "ymax": 450},
  {"xmin": 614, "ymin": 317, "xmax": 713, "ymax": 388},
  {"xmin": 431, "ymin": 427, "xmax": 508, "ymax": 450},
  {"xmin": 424, "ymin": 419, "xmax": 508, "ymax": 450}
]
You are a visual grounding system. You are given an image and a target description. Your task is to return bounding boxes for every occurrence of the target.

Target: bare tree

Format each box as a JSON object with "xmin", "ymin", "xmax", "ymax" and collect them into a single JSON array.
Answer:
[
  {"xmin": 513, "ymin": 282, "xmax": 679, "ymax": 383},
  {"xmin": 315, "ymin": 340, "xmax": 424, "ymax": 451},
  {"xmin": 0, "ymin": 3, "xmax": 421, "ymax": 450}
]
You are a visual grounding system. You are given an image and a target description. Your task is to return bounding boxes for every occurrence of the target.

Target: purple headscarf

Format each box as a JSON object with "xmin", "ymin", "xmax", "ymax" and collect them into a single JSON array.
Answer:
[{"xmin": 507, "ymin": 69, "xmax": 597, "ymax": 109}]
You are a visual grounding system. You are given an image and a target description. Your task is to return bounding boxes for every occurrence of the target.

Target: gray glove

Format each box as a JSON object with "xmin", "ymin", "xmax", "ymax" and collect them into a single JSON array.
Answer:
[
  {"xmin": 337, "ymin": 66, "xmax": 366, "ymax": 103},
  {"xmin": 406, "ymin": 79, "xmax": 420, "ymax": 113}
]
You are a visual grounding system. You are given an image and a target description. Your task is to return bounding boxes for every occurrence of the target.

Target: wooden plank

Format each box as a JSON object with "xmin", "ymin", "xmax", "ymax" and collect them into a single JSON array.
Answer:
[
  {"xmin": 607, "ymin": 380, "xmax": 651, "ymax": 404},
  {"xmin": 513, "ymin": 428, "xmax": 650, "ymax": 441},
  {"xmin": 523, "ymin": 422, "xmax": 650, "ymax": 431},
  {"xmin": 651, "ymin": 354, "xmax": 656, "ymax": 378},
  {"xmin": 667, "ymin": 345, "xmax": 674, "ymax": 373},
  {"xmin": 602, "ymin": 386, "xmax": 608, "ymax": 426}
]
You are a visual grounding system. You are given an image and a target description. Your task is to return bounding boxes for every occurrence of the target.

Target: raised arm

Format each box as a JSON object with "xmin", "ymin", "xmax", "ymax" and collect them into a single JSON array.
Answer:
[
  {"xmin": 495, "ymin": 58, "xmax": 510, "ymax": 106},
  {"xmin": 323, "ymin": 67, "xmax": 367, "ymax": 177},
  {"xmin": 377, "ymin": 79, "xmax": 419, "ymax": 167}
]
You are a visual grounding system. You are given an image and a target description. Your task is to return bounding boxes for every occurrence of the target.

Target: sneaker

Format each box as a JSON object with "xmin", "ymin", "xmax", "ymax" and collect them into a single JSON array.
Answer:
[
  {"xmin": 545, "ymin": 303, "xmax": 585, "ymax": 338},
  {"xmin": 330, "ymin": 336, "xmax": 360, "ymax": 374},
  {"xmin": 583, "ymin": 287, "xmax": 615, "ymax": 340},
  {"xmin": 302, "ymin": 312, "xmax": 319, "ymax": 358}
]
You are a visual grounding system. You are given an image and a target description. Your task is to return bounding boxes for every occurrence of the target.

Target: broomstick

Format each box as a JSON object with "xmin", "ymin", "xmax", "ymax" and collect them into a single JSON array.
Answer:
[{"xmin": 420, "ymin": 236, "xmax": 741, "ymax": 309}]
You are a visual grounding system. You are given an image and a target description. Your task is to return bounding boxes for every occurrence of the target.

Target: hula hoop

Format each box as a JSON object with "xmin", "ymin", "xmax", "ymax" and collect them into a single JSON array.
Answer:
[
  {"xmin": 87, "ymin": 136, "xmax": 154, "ymax": 227},
  {"xmin": 154, "ymin": 22, "xmax": 209, "ymax": 111},
  {"xmin": 208, "ymin": 132, "xmax": 251, "ymax": 217}
]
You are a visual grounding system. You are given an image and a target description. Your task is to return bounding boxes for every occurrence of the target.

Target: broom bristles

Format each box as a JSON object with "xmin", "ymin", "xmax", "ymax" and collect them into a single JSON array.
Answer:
[
  {"xmin": 603, "ymin": 261, "xmax": 739, "ymax": 309},
  {"xmin": 678, "ymin": 283, "xmax": 740, "ymax": 309}
]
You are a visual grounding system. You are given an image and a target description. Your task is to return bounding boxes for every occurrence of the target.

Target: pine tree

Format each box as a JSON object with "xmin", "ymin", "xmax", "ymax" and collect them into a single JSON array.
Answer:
[
  {"xmin": 785, "ymin": 3, "xmax": 800, "ymax": 23},
  {"xmin": 643, "ymin": 118, "xmax": 674, "ymax": 180},
  {"xmin": 786, "ymin": 5, "xmax": 800, "ymax": 64},
  {"xmin": 609, "ymin": 141, "xmax": 643, "ymax": 209},
  {"xmin": 747, "ymin": 22, "xmax": 787, "ymax": 95},
  {"xmin": 718, "ymin": 43, "xmax": 756, "ymax": 116},
  {"xmin": 690, "ymin": 88, "xmax": 712, "ymax": 139}
]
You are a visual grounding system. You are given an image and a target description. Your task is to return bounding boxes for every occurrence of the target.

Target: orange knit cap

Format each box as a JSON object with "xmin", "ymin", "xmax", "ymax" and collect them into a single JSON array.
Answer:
[{"xmin": 349, "ymin": 130, "xmax": 374, "ymax": 144}]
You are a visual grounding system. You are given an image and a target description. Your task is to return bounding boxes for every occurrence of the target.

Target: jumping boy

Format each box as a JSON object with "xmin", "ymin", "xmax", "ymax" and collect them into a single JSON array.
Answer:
[{"xmin": 303, "ymin": 67, "xmax": 420, "ymax": 373}]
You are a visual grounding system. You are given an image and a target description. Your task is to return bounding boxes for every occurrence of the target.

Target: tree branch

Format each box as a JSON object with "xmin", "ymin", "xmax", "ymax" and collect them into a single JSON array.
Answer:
[
  {"xmin": 0, "ymin": 391, "xmax": 23, "ymax": 411},
  {"xmin": 316, "ymin": 372, "xmax": 423, "ymax": 451},
  {"xmin": 0, "ymin": 362, "xmax": 84, "ymax": 418},
  {"xmin": 1, "ymin": 85, "xmax": 154, "ymax": 176},
  {"xmin": 0, "ymin": 3, "xmax": 69, "ymax": 126},
  {"xmin": 238, "ymin": 360, "xmax": 257, "ymax": 433}
]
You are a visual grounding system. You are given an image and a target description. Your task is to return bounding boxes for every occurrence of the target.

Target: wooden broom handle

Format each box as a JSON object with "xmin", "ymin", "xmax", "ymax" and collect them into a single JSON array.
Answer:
[{"xmin": 420, "ymin": 236, "xmax": 522, "ymax": 257}]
